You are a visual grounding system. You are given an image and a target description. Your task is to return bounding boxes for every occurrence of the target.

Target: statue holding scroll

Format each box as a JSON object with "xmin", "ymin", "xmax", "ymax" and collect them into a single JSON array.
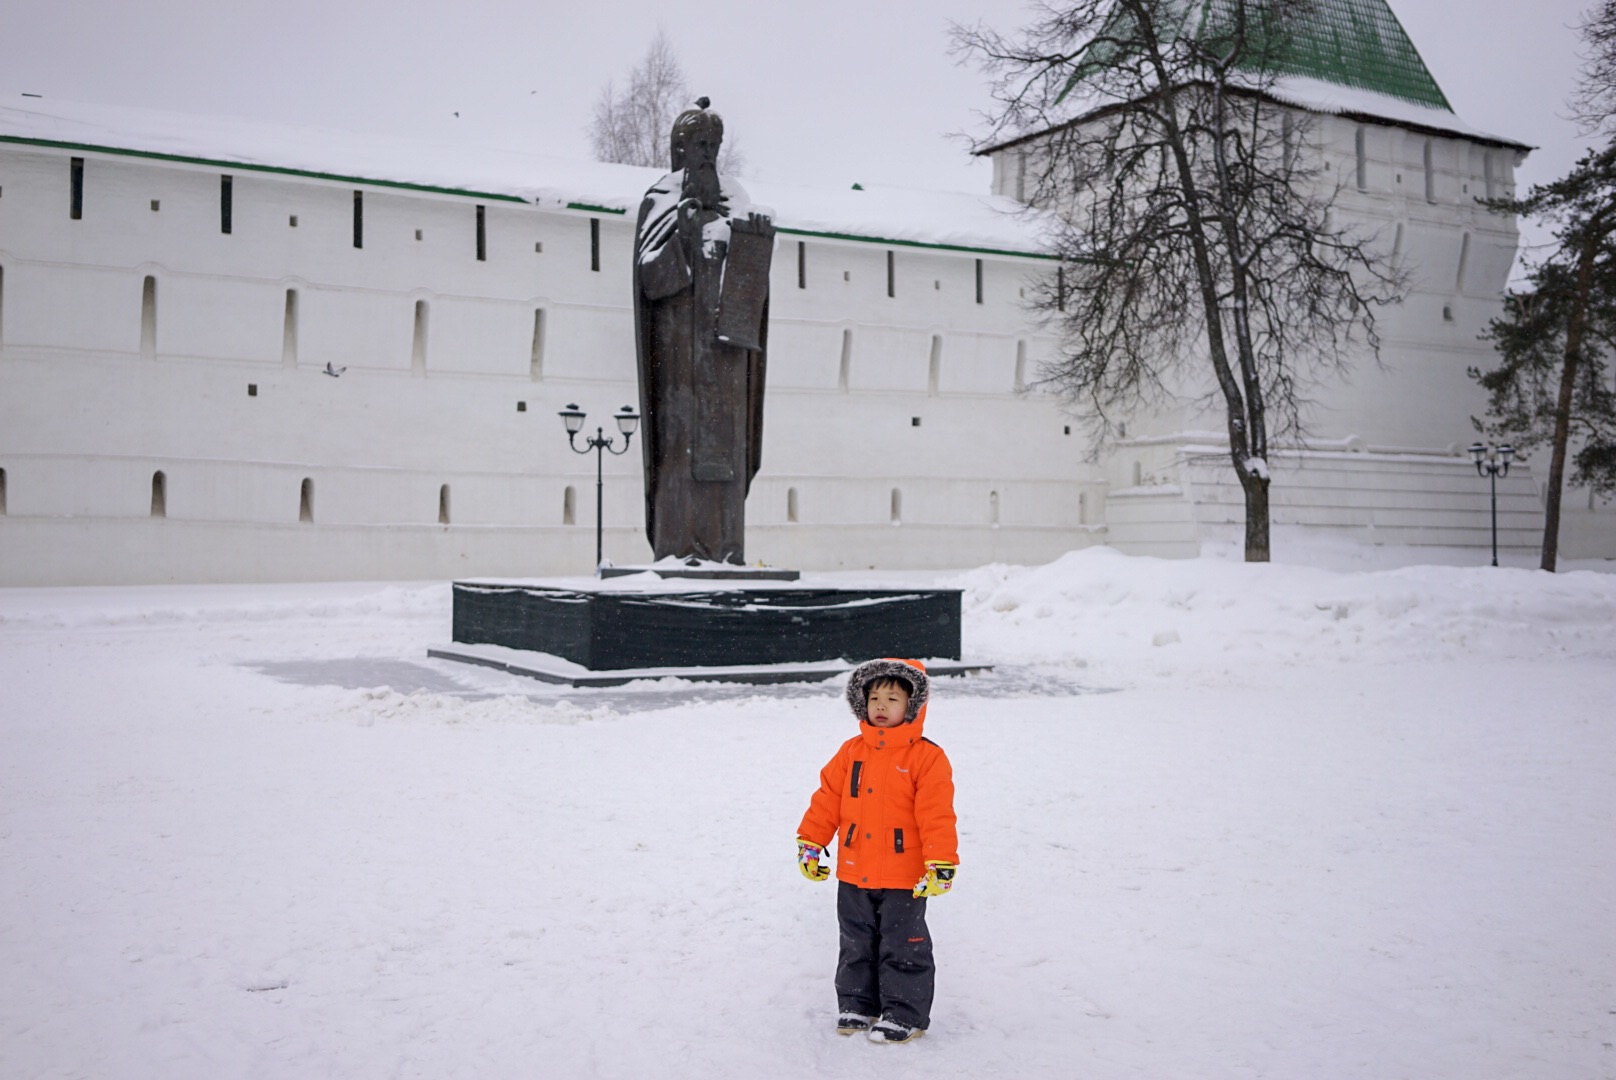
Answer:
[{"xmin": 632, "ymin": 98, "xmax": 774, "ymax": 565}]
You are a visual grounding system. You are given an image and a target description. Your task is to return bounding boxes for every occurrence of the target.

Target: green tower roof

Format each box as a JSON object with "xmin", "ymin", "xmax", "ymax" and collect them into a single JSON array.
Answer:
[
  {"xmin": 1068, "ymin": 0, "xmax": 1454, "ymax": 112},
  {"xmin": 1246, "ymin": 0, "xmax": 1452, "ymax": 111}
]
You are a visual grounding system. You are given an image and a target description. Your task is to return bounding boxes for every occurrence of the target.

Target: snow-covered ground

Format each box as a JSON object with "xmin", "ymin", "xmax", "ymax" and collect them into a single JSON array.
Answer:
[{"xmin": 3, "ymin": 550, "xmax": 1614, "ymax": 1079}]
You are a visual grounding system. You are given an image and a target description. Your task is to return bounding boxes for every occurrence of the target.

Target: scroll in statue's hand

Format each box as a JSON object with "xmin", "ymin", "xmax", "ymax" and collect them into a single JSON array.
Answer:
[{"xmin": 732, "ymin": 212, "xmax": 775, "ymax": 243}]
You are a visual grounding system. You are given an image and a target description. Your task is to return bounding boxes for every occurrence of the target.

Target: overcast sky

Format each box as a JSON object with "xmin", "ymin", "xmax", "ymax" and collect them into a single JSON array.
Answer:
[{"xmin": 3, "ymin": 0, "xmax": 1599, "ymax": 259}]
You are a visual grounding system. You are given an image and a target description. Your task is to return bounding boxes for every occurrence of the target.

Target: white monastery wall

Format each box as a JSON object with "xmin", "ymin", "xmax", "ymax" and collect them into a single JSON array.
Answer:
[
  {"xmin": 0, "ymin": 142, "xmax": 1098, "ymax": 585},
  {"xmin": 1308, "ymin": 114, "xmax": 1522, "ymax": 451},
  {"xmin": 6, "ymin": 88, "xmax": 1605, "ymax": 582}
]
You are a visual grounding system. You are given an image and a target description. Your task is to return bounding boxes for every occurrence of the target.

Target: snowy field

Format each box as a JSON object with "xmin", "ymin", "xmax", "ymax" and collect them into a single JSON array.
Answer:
[{"xmin": 3, "ymin": 548, "xmax": 1615, "ymax": 1079}]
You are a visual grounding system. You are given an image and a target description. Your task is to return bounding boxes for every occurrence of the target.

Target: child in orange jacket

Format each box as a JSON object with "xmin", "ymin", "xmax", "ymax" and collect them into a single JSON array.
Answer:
[{"xmin": 796, "ymin": 658, "xmax": 958, "ymax": 1044}]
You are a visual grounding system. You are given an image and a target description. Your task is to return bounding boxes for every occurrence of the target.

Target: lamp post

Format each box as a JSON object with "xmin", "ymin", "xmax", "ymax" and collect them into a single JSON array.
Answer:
[
  {"xmin": 559, "ymin": 403, "xmax": 640, "ymax": 571},
  {"xmin": 1467, "ymin": 441, "xmax": 1515, "ymax": 567}
]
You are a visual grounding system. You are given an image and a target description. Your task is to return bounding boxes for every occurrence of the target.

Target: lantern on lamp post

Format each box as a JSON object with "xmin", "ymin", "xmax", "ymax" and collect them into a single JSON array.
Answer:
[
  {"xmin": 1467, "ymin": 442, "xmax": 1515, "ymax": 567},
  {"xmin": 559, "ymin": 404, "xmax": 640, "ymax": 571}
]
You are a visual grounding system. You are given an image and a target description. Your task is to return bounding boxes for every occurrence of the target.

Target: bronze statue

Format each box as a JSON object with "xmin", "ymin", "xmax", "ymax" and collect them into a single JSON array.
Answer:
[{"xmin": 632, "ymin": 97, "xmax": 774, "ymax": 564}]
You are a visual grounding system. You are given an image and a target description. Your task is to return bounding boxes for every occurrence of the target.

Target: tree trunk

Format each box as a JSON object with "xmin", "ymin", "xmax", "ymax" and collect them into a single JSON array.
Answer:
[
  {"xmin": 1203, "ymin": 59, "xmax": 1273, "ymax": 563},
  {"xmin": 1235, "ymin": 386, "xmax": 1271, "ymax": 563},
  {"xmin": 1541, "ymin": 362, "xmax": 1578, "ymax": 572},
  {"xmin": 1241, "ymin": 470, "xmax": 1271, "ymax": 561},
  {"xmin": 1542, "ymin": 240, "xmax": 1595, "ymax": 572},
  {"xmin": 1139, "ymin": 51, "xmax": 1271, "ymax": 564}
]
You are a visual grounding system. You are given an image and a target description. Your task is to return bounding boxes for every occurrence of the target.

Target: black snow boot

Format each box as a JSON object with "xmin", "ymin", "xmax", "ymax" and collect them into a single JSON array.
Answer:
[
  {"xmin": 836, "ymin": 1012, "xmax": 876, "ymax": 1035},
  {"xmin": 867, "ymin": 1016, "xmax": 924, "ymax": 1044}
]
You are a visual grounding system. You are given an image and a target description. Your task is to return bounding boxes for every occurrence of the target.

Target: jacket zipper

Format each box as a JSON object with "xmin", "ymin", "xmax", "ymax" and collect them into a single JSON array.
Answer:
[
  {"xmin": 894, "ymin": 827, "xmax": 904, "ymax": 854},
  {"xmin": 845, "ymin": 823, "xmax": 857, "ymax": 848},
  {"xmin": 849, "ymin": 760, "xmax": 863, "ymax": 798}
]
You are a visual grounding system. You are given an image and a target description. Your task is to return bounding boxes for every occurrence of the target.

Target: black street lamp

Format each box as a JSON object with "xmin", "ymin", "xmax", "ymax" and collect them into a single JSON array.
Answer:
[
  {"xmin": 559, "ymin": 403, "xmax": 640, "ymax": 571},
  {"xmin": 1468, "ymin": 441, "xmax": 1515, "ymax": 567}
]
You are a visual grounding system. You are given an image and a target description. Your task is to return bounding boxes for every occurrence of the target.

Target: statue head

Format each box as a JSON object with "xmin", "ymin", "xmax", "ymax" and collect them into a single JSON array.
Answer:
[
  {"xmin": 671, "ymin": 97, "xmax": 724, "ymax": 207},
  {"xmin": 670, "ymin": 96, "xmax": 723, "ymax": 170}
]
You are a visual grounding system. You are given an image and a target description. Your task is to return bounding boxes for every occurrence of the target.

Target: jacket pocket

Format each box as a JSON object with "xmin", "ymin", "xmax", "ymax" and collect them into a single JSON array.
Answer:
[
  {"xmin": 845, "ymin": 823, "xmax": 857, "ymax": 848},
  {"xmin": 849, "ymin": 760, "xmax": 863, "ymax": 798},
  {"xmin": 893, "ymin": 828, "xmax": 904, "ymax": 854}
]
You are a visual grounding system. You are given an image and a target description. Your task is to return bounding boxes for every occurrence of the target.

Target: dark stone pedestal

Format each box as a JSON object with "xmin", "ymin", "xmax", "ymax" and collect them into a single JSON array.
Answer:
[{"xmin": 450, "ymin": 581, "xmax": 961, "ymax": 671}]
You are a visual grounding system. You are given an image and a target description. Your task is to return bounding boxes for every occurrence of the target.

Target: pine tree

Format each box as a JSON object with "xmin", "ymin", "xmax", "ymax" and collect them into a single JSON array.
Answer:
[{"xmin": 1473, "ymin": 123, "xmax": 1616, "ymax": 570}]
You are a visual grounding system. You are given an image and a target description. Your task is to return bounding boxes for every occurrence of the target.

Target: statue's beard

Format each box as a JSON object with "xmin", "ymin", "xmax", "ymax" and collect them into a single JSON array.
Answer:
[{"xmin": 684, "ymin": 162, "xmax": 722, "ymax": 209}]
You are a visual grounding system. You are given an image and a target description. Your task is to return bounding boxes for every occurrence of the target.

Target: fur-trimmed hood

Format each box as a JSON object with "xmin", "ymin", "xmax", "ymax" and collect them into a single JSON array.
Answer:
[{"xmin": 845, "ymin": 658, "xmax": 930, "ymax": 724}]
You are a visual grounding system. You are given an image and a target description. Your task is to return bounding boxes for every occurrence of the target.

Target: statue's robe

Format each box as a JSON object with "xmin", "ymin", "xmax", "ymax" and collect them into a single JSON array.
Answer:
[{"xmin": 632, "ymin": 171, "xmax": 769, "ymax": 564}]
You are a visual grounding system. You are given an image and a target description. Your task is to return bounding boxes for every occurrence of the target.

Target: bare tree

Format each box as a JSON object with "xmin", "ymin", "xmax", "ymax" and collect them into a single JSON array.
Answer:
[
  {"xmin": 1573, "ymin": 0, "xmax": 1616, "ymax": 134},
  {"xmin": 589, "ymin": 30, "xmax": 745, "ymax": 175},
  {"xmin": 955, "ymin": 0, "xmax": 1404, "ymax": 561}
]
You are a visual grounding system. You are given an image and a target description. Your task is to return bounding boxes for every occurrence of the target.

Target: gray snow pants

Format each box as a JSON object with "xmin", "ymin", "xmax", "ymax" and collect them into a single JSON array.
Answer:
[{"xmin": 835, "ymin": 881, "xmax": 935, "ymax": 1029}]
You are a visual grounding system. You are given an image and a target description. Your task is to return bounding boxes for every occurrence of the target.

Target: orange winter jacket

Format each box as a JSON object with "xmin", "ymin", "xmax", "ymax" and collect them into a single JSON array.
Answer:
[{"xmin": 798, "ymin": 662, "xmax": 958, "ymax": 890}]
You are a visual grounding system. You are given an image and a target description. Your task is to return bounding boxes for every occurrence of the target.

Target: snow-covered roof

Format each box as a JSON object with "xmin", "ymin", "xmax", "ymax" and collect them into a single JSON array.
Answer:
[
  {"xmin": 0, "ymin": 96, "xmax": 1058, "ymax": 259},
  {"xmin": 1265, "ymin": 75, "xmax": 1528, "ymax": 149},
  {"xmin": 979, "ymin": 75, "xmax": 1526, "ymax": 157}
]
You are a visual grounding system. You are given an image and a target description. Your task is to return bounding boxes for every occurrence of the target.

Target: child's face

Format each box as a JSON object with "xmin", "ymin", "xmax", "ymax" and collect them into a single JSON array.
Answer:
[{"xmin": 866, "ymin": 683, "xmax": 911, "ymax": 728}]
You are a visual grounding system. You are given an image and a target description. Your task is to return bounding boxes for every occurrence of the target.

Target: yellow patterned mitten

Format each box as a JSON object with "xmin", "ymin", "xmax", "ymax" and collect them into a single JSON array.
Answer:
[
  {"xmin": 912, "ymin": 861, "xmax": 957, "ymax": 898},
  {"xmin": 796, "ymin": 836, "xmax": 831, "ymax": 882}
]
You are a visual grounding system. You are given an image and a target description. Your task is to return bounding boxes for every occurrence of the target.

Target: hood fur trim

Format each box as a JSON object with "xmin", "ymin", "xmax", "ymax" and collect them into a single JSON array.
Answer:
[{"xmin": 845, "ymin": 658, "xmax": 930, "ymax": 723}]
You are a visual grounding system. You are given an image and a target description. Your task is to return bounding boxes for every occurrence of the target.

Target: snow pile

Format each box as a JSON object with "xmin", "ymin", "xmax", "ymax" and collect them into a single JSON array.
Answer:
[{"xmin": 956, "ymin": 547, "xmax": 1616, "ymax": 676}]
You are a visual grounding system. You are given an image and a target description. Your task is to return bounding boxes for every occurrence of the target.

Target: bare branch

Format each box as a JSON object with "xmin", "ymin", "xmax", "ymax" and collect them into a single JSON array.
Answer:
[{"xmin": 1573, "ymin": 0, "xmax": 1616, "ymax": 134}]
